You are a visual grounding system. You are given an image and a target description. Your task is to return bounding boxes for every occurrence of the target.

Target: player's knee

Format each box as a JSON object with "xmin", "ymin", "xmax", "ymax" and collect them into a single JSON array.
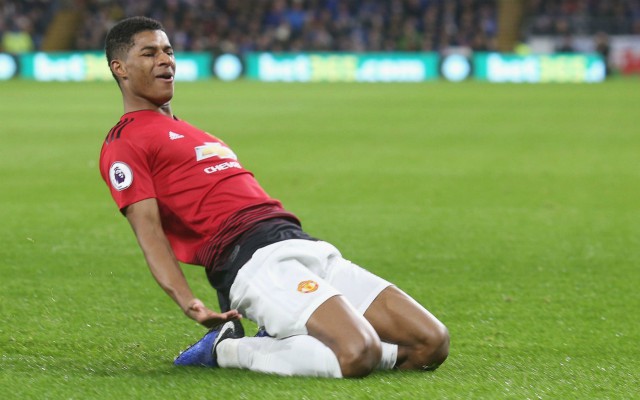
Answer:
[
  {"xmin": 336, "ymin": 335, "xmax": 382, "ymax": 378},
  {"xmin": 410, "ymin": 324, "xmax": 450, "ymax": 371},
  {"xmin": 426, "ymin": 325, "xmax": 450, "ymax": 370}
]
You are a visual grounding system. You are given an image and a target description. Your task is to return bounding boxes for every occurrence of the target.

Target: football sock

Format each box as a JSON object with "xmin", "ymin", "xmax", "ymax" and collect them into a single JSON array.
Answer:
[
  {"xmin": 216, "ymin": 335, "xmax": 343, "ymax": 378},
  {"xmin": 378, "ymin": 342, "xmax": 398, "ymax": 370}
]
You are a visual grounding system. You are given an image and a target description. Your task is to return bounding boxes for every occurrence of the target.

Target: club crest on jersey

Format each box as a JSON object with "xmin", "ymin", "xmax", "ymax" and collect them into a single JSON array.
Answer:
[
  {"xmin": 109, "ymin": 161, "xmax": 133, "ymax": 191},
  {"xmin": 297, "ymin": 280, "xmax": 319, "ymax": 294},
  {"xmin": 195, "ymin": 142, "xmax": 237, "ymax": 161}
]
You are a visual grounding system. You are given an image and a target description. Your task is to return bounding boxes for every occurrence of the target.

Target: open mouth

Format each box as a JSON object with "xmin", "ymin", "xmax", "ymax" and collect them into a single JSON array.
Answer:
[{"xmin": 156, "ymin": 72, "xmax": 174, "ymax": 82}]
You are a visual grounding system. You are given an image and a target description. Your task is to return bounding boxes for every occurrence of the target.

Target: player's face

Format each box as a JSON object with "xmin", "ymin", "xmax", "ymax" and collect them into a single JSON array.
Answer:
[{"xmin": 122, "ymin": 30, "xmax": 175, "ymax": 107}]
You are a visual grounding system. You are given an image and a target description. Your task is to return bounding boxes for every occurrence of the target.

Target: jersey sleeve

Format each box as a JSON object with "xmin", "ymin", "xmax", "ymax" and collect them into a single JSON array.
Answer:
[{"xmin": 99, "ymin": 136, "xmax": 157, "ymax": 213}]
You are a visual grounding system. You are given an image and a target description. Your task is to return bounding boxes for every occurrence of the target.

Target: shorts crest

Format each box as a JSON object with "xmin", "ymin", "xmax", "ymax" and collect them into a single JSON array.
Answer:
[{"xmin": 297, "ymin": 280, "xmax": 319, "ymax": 294}]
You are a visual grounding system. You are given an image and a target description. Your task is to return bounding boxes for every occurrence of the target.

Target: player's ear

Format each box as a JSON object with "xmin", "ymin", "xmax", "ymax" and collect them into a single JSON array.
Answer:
[{"xmin": 110, "ymin": 59, "xmax": 127, "ymax": 81}]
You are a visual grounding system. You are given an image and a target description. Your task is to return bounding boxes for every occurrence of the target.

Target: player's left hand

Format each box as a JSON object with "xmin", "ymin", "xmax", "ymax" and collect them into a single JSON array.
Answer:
[{"xmin": 185, "ymin": 298, "xmax": 242, "ymax": 328}]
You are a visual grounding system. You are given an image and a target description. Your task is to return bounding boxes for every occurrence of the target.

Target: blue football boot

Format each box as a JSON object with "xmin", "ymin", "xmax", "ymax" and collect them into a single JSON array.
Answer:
[{"xmin": 174, "ymin": 320, "xmax": 244, "ymax": 367}]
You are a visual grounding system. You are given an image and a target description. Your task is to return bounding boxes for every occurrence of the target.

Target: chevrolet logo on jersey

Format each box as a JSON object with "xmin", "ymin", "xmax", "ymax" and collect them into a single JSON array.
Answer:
[{"xmin": 195, "ymin": 142, "xmax": 238, "ymax": 162}]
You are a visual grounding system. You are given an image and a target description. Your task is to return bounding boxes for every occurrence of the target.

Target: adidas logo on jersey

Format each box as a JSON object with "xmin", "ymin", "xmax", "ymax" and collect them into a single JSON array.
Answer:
[{"xmin": 169, "ymin": 131, "xmax": 184, "ymax": 140}]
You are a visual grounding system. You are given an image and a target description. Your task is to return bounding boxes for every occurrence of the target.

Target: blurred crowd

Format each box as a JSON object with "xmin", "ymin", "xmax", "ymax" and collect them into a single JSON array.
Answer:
[
  {"xmin": 74, "ymin": 0, "xmax": 500, "ymax": 53},
  {"xmin": 0, "ymin": 0, "xmax": 52, "ymax": 52},
  {"xmin": 526, "ymin": 0, "xmax": 640, "ymax": 35},
  {"xmin": 1, "ymin": 0, "xmax": 639, "ymax": 54}
]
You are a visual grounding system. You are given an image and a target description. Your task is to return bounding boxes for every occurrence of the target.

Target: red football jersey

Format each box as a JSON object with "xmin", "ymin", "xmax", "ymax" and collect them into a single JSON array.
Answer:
[{"xmin": 99, "ymin": 110, "xmax": 296, "ymax": 266}]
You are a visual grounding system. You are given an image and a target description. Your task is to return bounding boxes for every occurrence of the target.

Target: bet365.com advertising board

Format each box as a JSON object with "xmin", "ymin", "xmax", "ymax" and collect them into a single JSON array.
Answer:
[
  {"xmin": 0, "ymin": 51, "xmax": 607, "ymax": 83},
  {"xmin": 245, "ymin": 52, "xmax": 440, "ymax": 82},
  {"xmin": 473, "ymin": 53, "xmax": 606, "ymax": 83}
]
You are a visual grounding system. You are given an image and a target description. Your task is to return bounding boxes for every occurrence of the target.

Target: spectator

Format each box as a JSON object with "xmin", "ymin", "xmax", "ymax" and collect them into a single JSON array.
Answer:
[
  {"xmin": 2, "ymin": 17, "xmax": 35, "ymax": 53},
  {"xmin": 594, "ymin": 31, "xmax": 611, "ymax": 75},
  {"xmin": 556, "ymin": 33, "xmax": 575, "ymax": 52}
]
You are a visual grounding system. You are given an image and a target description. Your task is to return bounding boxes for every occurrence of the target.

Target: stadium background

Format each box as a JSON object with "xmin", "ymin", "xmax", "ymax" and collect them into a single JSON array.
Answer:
[
  {"xmin": 1, "ymin": 2, "xmax": 639, "ymax": 399},
  {"xmin": 1, "ymin": 0, "xmax": 639, "ymax": 82}
]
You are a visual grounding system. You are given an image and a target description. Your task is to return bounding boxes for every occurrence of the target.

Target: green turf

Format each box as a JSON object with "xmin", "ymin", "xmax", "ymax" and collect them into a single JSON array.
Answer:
[{"xmin": 1, "ymin": 77, "xmax": 639, "ymax": 399}]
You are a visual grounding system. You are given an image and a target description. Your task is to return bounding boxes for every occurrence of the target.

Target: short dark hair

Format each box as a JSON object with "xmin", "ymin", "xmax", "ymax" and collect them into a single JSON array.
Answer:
[{"xmin": 105, "ymin": 16, "xmax": 165, "ymax": 81}]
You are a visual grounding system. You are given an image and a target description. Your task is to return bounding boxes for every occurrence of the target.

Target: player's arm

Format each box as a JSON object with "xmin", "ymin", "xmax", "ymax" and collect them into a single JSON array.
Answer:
[{"xmin": 124, "ymin": 198, "xmax": 241, "ymax": 327}]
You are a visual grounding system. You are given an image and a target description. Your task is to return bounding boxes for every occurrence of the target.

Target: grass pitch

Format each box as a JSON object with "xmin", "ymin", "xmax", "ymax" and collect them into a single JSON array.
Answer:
[{"xmin": 1, "ymin": 77, "xmax": 639, "ymax": 399}]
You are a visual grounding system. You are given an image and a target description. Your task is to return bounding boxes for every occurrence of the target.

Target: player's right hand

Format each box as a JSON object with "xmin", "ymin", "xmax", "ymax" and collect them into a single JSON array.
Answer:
[{"xmin": 185, "ymin": 298, "xmax": 242, "ymax": 328}]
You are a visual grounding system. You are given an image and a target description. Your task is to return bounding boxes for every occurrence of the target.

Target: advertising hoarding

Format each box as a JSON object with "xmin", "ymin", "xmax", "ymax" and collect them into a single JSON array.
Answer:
[
  {"xmin": 0, "ymin": 51, "xmax": 612, "ymax": 83},
  {"xmin": 246, "ymin": 53, "xmax": 439, "ymax": 82},
  {"xmin": 0, "ymin": 53, "xmax": 18, "ymax": 80},
  {"xmin": 474, "ymin": 53, "xmax": 606, "ymax": 83}
]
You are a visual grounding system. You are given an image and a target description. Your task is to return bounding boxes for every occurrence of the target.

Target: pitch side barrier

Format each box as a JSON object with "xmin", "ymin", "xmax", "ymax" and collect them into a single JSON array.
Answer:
[{"xmin": 0, "ymin": 51, "xmax": 607, "ymax": 83}]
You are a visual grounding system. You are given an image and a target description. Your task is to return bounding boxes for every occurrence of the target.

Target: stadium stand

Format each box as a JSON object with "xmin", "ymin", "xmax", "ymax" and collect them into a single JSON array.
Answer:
[{"xmin": 1, "ymin": 0, "xmax": 638, "ymax": 53}]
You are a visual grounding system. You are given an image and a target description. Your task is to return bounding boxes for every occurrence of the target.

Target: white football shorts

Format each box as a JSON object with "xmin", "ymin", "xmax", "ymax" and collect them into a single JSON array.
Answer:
[{"xmin": 229, "ymin": 239, "xmax": 392, "ymax": 338}]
